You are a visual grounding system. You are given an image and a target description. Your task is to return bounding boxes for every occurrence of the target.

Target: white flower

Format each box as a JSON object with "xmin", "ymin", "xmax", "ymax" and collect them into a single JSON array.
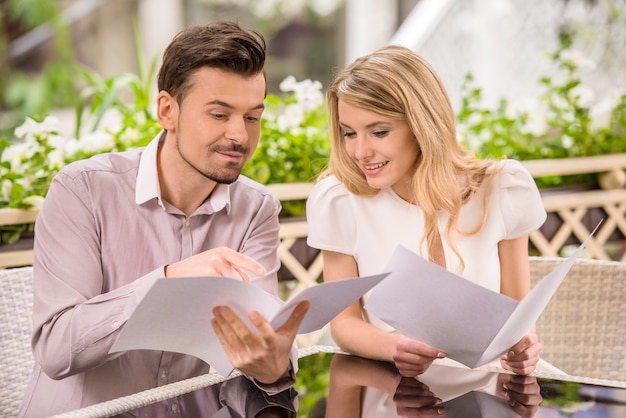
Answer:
[
  {"xmin": 279, "ymin": 76, "xmax": 324, "ymax": 112},
  {"xmin": 47, "ymin": 149, "xmax": 66, "ymax": 170},
  {"xmin": 590, "ymin": 90, "xmax": 625, "ymax": 130},
  {"xmin": 277, "ymin": 104, "xmax": 305, "ymax": 131},
  {"xmin": 63, "ymin": 138, "xmax": 81, "ymax": 157},
  {"xmin": 561, "ymin": 135, "xmax": 574, "ymax": 149},
  {"xmin": 75, "ymin": 131, "xmax": 115, "ymax": 154},
  {"xmin": 1, "ymin": 180, "xmax": 12, "ymax": 201},
  {"xmin": 279, "ymin": 75, "xmax": 298, "ymax": 93},
  {"xmin": 14, "ymin": 116, "xmax": 60, "ymax": 139},
  {"xmin": 571, "ymin": 84, "xmax": 595, "ymax": 108},
  {"xmin": 1, "ymin": 142, "xmax": 30, "ymax": 170},
  {"xmin": 21, "ymin": 195, "xmax": 45, "ymax": 209},
  {"xmin": 560, "ymin": 49, "xmax": 596, "ymax": 70}
]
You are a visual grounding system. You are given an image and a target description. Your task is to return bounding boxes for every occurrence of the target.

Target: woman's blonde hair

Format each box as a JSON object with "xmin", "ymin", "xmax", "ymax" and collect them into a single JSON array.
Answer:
[{"xmin": 324, "ymin": 44, "xmax": 500, "ymax": 268}]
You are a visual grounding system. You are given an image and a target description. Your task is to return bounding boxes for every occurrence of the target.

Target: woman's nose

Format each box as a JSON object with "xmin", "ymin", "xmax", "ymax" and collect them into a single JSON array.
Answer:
[{"xmin": 353, "ymin": 136, "xmax": 373, "ymax": 160}]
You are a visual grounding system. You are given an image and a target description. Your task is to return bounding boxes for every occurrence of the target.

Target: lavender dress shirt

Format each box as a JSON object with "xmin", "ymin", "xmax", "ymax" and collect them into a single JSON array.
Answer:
[{"xmin": 18, "ymin": 132, "xmax": 293, "ymax": 417}]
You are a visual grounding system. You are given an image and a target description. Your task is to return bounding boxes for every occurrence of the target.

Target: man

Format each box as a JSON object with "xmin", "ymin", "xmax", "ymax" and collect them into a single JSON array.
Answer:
[{"xmin": 18, "ymin": 21, "xmax": 309, "ymax": 417}]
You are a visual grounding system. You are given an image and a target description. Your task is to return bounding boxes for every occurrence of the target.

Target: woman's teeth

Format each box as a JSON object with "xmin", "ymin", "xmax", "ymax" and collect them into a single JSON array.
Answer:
[{"xmin": 365, "ymin": 161, "xmax": 389, "ymax": 170}]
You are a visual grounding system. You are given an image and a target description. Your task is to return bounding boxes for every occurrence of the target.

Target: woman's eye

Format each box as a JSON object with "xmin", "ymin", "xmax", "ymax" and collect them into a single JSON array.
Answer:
[
  {"xmin": 373, "ymin": 130, "xmax": 389, "ymax": 138},
  {"xmin": 343, "ymin": 131, "xmax": 356, "ymax": 138}
]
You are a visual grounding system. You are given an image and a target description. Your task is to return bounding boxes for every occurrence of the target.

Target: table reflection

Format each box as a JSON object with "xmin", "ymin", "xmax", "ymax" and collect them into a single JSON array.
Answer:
[
  {"xmin": 119, "ymin": 350, "xmax": 626, "ymax": 418},
  {"xmin": 325, "ymin": 354, "xmax": 540, "ymax": 418},
  {"xmin": 125, "ymin": 374, "xmax": 297, "ymax": 418}
]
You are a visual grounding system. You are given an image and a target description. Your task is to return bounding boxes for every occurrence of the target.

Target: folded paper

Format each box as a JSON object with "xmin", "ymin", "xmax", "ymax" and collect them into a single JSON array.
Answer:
[
  {"xmin": 110, "ymin": 273, "xmax": 387, "ymax": 376},
  {"xmin": 365, "ymin": 232, "xmax": 594, "ymax": 369}
]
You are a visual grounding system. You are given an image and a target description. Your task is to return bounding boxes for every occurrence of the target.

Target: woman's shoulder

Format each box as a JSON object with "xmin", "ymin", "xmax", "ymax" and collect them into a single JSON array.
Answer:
[
  {"xmin": 309, "ymin": 174, "xmax": 351, "ymax": 202},
  {"xmin": 490, "ymin": 158, "xmax": 546, "ymax": 237},
  {"xmin": 493, "ymin": 158, "xmax": 535, "ymax": 188}
]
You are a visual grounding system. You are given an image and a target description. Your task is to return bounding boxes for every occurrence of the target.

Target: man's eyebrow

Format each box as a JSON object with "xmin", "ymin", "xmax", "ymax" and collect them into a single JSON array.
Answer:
[{"xmin": 207, "ymin": 100, "xmax": 265, "ymax": 111}]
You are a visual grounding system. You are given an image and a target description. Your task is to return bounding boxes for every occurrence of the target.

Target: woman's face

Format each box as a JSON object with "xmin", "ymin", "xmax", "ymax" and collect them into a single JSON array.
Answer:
[{"xmin": 338, "ymin": 99, "xmax": 420, "ymax": 202}]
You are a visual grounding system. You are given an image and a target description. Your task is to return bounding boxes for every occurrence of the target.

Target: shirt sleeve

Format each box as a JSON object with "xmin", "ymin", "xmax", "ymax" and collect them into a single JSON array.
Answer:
[
  {"xmin": 306, "ymin": 176, "xmax": 357, "ymax": 255},
  {"xmin": 496, "ymin": 159, "xmax": 547, "ymax": 239},
  {"xmin": 31, "ymin": 169, "xmax": 162, "ymax": 379}
]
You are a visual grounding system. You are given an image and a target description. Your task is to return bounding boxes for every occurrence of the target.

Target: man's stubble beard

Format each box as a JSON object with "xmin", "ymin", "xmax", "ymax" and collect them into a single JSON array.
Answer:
[{"xmin": 176, "ymin": 139, "xmax": 250, "ymax": 185}]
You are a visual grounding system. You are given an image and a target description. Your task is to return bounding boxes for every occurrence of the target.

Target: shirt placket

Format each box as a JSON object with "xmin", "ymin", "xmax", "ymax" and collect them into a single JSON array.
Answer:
[
  {"xmin": 181, "ymin": 217, "xmax": 193, "ymax": 259},
  {"xmin": 158, "ymin": 352, "xmax": 182, "ymax": 416}
]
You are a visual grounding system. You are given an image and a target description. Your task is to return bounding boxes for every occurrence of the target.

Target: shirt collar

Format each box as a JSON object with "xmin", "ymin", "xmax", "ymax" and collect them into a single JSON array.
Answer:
[
  {"xmin": 135, "ymin": 131, "xmax": 232, "ymax": 214},
  {"xmin": 135, "ymin": 132, "xmax": 165, "ymax": 208}
]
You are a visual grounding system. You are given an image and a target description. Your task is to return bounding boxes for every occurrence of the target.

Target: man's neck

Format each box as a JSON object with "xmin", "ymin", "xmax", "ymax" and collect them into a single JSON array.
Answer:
[{"xmin": 157, "ymin": 136, "xmax": 217, "ymax": 216}]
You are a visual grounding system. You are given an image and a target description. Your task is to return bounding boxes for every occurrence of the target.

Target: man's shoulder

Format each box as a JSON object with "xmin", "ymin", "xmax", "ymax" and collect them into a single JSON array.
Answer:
[
  {"xmin": 59, "ymin": 148, "xmax": 144, "ymax": 178},
  {"xmin": 231, "ymin": 175, "xmax": 280, "ymax": 209},
  {"xmin": 234, "ymin": 175, "xmax": 275, "ymax": 197}
]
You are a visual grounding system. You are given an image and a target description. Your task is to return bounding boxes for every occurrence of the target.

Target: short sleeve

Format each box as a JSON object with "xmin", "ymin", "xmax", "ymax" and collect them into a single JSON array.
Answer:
[
  {"xmin": 497, "ymin": 159, "xmax": 547, "ymax": 239},
  {"xmin": 306, "ymin": 175, "xmax": 357, "ymax": 255}
]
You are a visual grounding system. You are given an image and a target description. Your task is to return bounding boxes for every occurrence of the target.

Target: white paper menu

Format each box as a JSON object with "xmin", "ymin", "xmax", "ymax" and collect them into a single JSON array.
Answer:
[
  {"xmin": 365, "ymin": 234, "xmax": 593, "ymax": 369},
  {"xmin": 110, "ymin": 273, "xmax": 387, "ymax": 376}
]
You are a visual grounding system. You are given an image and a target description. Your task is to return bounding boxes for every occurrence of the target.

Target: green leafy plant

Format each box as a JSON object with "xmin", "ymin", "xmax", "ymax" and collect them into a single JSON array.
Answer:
[
  {"xmin": 457, "ymin": 37, "xmax": 626, "ymax": 188},
  {"xmin": 0, "ymin": 74, "xmax": 329, "ymax": 243},
  {"xmin": 1, "ymin": 0, "xmax": 79, "ymax": 135},
  {"xmin": 295, "ymin": 352, "xmax": 332, "ymax": 417},
  {"xmin": 242, "ymin": 76, "xmax": 330, "ymax": 216}
]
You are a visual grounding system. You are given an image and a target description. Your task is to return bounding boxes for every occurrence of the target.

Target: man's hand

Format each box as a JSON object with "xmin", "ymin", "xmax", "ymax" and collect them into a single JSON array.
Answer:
[
  {"xmin": 500, "ymin": 332, "xmax": 541, "ymax": 375},
  {"xmin": 211, "ymin": 300, "xmax": 311, "ymax": 384},
  {"xmin": 165, "ymin": 247, "xmax": 266, "ymax": 281},
  {"xmin": 392, "ymin": 338, "xmax": 446, "ymax": 377}
]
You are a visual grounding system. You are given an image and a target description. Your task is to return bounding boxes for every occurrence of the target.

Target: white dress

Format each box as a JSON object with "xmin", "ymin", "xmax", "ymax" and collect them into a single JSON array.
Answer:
[
  {"xmin": 307, "ymin": 159, "xmax": 546, "ymax": 314},
  {"xmin": 306, "ymin": 160, "xmax": 560, "ymax": 415}
]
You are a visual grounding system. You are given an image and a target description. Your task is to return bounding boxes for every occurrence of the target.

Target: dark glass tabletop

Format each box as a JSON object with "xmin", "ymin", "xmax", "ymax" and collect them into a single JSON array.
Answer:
[
  {"xmin": 298, "ymin": 351, "xmax": 626, "ymax": 418},
  {"xmin": 123, "ymin": 349, "xmax": 626, "ymax": 418}
]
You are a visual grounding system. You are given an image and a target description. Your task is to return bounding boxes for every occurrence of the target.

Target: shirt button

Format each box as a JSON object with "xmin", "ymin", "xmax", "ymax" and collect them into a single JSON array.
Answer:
[
  {"xmin": 171, "ymin": 403, "xmax": 178, "ymax": 412},
  {"xmin": 185, "ymin": 221, "xmax": 190, "ymax": 227},
  {"xmin": 160, "ymin": 371, "xmax": 167, "ymax": 381},
  {"xmin": 111, "ymin": 321, "xmax": 120, "ymax": 329}
]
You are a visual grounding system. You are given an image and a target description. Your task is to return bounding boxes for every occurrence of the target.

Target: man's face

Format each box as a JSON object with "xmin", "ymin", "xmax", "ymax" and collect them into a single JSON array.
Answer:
[{"xmin": 168, "ymin": 67, "xmax": 266, "ymax": 184}]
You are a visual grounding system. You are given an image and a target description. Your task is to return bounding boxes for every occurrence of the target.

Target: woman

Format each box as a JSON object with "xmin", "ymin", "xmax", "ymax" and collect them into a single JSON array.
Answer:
[{"xmin": 306, "ymin": 45, "xmax": 548, "ymax": 377}]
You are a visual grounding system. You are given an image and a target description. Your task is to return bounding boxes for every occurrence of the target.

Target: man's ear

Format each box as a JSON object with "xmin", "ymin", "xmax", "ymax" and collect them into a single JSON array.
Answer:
[{"xmin": 156, "ymin": 91, "xmax": 177, "ymax": 131}]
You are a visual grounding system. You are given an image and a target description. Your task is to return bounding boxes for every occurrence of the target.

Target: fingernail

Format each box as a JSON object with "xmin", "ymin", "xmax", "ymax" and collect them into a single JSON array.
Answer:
[{"xmin": 437, "ymin": 352, "xmax": 445, "ymax": 358}]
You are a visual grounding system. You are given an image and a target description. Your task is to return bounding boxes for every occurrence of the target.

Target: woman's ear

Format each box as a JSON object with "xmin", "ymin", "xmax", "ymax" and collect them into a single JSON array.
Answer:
[{"xmin": 156, "ymin": 91, "xmax": 177, "ymax": 131}]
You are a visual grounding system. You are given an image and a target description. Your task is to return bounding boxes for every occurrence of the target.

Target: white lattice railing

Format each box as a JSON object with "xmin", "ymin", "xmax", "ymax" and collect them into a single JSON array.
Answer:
[
  {"xmin": 522, "ymin": 153, "xmax": 626, "ymax": 262},
  {"xmin": 1, "ymin": 154, "xmax": 625, "ymax": 275}
]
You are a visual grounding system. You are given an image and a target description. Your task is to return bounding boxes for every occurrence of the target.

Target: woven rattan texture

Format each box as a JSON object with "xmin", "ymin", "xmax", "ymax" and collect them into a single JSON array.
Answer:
[
  {"xmin": 530, "ymin": 256, "xmax": 626, "ymax": 381},
  {"xmin": 0, "ymin": 267, "xmax": 34, "ymax": 418}
]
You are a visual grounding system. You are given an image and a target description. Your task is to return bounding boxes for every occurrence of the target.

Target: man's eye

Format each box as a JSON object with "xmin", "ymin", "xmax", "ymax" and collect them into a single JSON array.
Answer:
[{"xmin": 212, "ymin": 113, "xmax": 227, "ymax": 120}]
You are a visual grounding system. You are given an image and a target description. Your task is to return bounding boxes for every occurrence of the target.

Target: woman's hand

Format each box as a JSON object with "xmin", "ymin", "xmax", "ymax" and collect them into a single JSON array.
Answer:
[
  {"xmin": 500, "ymin": 331, "xmax": 541, "ymax": 375},
  {"xmin": 393, "ymin": 377, "xmax": 446, "ymax": 417},
  {"xmin": 496, "ymin": 374, "xmax": 543, "ymax": 418},
  {"xmin": 392, "ymin": 338, "xmax": 446, "ymax": 377}
]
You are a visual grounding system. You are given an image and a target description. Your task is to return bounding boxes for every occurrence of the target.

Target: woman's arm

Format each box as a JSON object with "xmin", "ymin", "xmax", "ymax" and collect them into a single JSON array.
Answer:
[
  {"xmin": 322, "ymin": 250, "xmax": 443, "ymax": 376},
  {"xmin": 498, "ymin": 236, "xmax": 541, "ymax": 375}
]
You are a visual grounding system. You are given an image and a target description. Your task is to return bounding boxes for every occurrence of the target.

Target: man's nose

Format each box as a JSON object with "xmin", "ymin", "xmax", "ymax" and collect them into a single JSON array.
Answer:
[{"xmin": 225, "ymin": 117, "xmax": 247, "ymax": 143}]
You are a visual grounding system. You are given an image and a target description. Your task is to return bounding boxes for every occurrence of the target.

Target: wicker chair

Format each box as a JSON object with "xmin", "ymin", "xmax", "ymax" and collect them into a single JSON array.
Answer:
[
  {"xmin": 530, "ymin": 256, "xmax": 626, "ymax": 381},
  {"xmin": 0, "ymin": 266, "xmax": 34, "ymax": 418}
]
